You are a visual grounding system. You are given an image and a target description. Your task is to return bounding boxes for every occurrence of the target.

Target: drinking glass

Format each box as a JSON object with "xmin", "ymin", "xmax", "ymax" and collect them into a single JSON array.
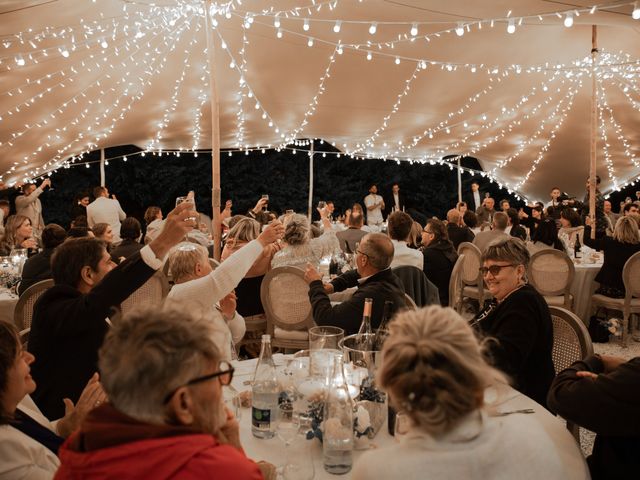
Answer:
[
  {"xmin": 277, "ymin": 404, "xmax": 315, "ymax": 480},
  {"xmin": 309, "ymin": 326, "xmax": 343, "ymax": 379},
  {"xmin": 175, "ymin": 196, "xmax": 196, "ymax": 240},
  {"xmin": 222, "ymin": 384, "xmax": 242, "ymax": 420},
  {"xmin": 394, "ymin": 411, "xmax": 411, "ymax": 440}
]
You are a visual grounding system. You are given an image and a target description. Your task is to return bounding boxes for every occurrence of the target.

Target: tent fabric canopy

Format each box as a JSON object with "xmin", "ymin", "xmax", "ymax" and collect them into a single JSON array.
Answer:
[{"xmin": 1, "ymin": 0, "xmax": 639, "ymax": 202}]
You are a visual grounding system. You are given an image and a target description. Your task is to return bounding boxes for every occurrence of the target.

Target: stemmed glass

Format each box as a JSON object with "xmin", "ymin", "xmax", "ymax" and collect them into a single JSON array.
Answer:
[
  {"xmin": 175, "ymin": 195, "xmax": 196, "ymax": 242},
  {"xmin": 276, "ymin": 402, "xmax": 315, "ymax": 480}
]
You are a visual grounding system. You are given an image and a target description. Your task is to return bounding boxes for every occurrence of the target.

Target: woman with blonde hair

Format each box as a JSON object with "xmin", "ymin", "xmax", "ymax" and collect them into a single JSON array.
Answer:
[
  {"xmin": 0, "ymin": 215, "xmax": 39, "ymax": 255},
  {"xmin": 352, "ymin": 306, "xmax": 585, "ymax": 480},
  {"xmin": 584, "ymin": 215, "xmax": 640, "ymax": 298}
]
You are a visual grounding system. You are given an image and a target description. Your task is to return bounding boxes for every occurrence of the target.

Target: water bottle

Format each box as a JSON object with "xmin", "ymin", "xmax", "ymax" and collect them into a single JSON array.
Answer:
[
  {"xmin": 323, "ymin": 354, "xmax": 354, "ymax": 474},
  {"xmin": 251, "ymin": 334, "xmax": 279, "ymax": 439}
]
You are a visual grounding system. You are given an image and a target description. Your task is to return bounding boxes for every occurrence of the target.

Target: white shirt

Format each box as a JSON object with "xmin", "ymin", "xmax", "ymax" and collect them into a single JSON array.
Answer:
[
  {"xmin": 389, "ymin": 239, "xmax": 423, "ymax": 270},
  {"xmin": 393, "ymin": 192, "xmax": 401, "ymax": 212},
  {"xmin": 472, "ymin": 191, "xmax": 481, "ymax": 211},
  {"xmin": 86, "ymin": 196, "xmax": 127, "ymax": 242},
  {"xmin": 365, "ymin": 193, "xmax": 384, "ymax": 225}
]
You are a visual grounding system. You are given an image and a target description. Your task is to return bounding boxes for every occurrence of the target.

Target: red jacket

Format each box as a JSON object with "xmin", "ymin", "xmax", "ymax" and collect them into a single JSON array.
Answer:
[{"xmin": 54, "ymin": 404, "xmax": 263, "ymax": 480}]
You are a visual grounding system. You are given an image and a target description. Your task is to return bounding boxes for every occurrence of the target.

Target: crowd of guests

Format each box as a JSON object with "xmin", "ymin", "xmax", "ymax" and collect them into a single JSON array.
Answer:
[{"xmin": 0, "ymin": 178, "xmax": 639, "ymax": 479}]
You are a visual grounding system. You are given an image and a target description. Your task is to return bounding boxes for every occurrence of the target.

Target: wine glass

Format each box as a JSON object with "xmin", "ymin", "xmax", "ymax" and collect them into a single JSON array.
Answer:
[
  {"xmin": 277, "ymin": 403, "xmax": 315, "ymax": 480},
  {"xmin": 175, "ymin": 195, "xmax": 196, "ymax": 241}
]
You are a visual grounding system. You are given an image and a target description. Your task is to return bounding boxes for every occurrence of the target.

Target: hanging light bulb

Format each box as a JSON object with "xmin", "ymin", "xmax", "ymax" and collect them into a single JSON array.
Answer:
[
  {"xmin": 410, "ymin": 23, "xmax": 418, "ymax": 36},
  {"xmin": 100, "ymin": 39, "xmax": 108, "ymax": 48},
  {"xmin": 276, "ymin": 28, "xmax": 283, "ymax": 38},
  {"xmin": 303, "ymin": 18, "xmax": 310, "ymax": 31},
  {"xmin": 337, "ymin": 45, "xmax": 343, "ymax": 54},
  {"xmin": 455, "ymin": 22, "xmax": 464, "ymax": 36},
  {"xmin": 307, "ymin": 37, "xmax": 314, "ymax": 47},
  {"xmin": 333, "ymin": 20, "xmax": 341, "ymax": 33},
  {"xmin": 366, "ymin": 51, "xmax": 372, "ymax": 61},
  {"xmin": 274, "ymin": 16, "xmax": 280, "ymax": 28},
  {"xmin": 15, "ymin": 55, "xmax": 25, "ymax": 66},
  {"xmin": 395, "ymin": 56, "xmax": 400, "ymax": 65},
  {"xmin": 563, "ymin": 12, "xmax": 574, "ymax": 27},
  {"xmin": 633, "ymin": 2, "xmax": 640, "ymax": 19},
  {"xmin": 507, "ymin": 19, "xmax": 516, "ymax": 34},
  {"xmin": 369, "ymin": 22, "xmax": 377, "ymax": 34}
]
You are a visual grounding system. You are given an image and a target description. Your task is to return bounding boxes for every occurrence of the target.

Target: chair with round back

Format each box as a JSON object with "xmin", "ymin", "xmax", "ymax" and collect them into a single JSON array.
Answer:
[
  {"xmin": 14, "ymin": 278, "xmax": 54, "ymax": 331},
  {"xmin": 457, "ymin": 242, "xmax": 490, "ymax": 309},
  {"xmin": 528, "ymin": 249, "xmax": 575, "ymax": 311},
  {"xmin": 448, "ymin": 253, "xmax": 466, "ymax": 313},
  {"xmin": 19, "ymin": 327, "xmax": 30, "ymax": 349},
  {"xmin": 590, "ymin": 251, "xmax": 640, "ymax": 347},
  {"xmin": 120, "ymin": 271, "xmax": 170, "ymax": 317},
  {"xmin": 548, "ymin": 306, "xmax": 594, "ymax": 442},
  {"xmin": 260, "ymin": 266, "xmax": 314, "ymax": 351}
]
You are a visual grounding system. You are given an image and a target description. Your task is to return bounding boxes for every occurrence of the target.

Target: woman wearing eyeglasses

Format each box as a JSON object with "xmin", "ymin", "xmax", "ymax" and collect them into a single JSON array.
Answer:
[{"xmin": 472, "ymin": 238, "xmax": 555, "ymax": 408}]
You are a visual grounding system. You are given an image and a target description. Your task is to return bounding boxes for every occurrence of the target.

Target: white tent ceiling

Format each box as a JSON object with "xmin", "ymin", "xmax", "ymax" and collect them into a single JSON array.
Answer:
[{"xmin": 1, "ymin": 0, "xmax": 639, "ymax": 201}]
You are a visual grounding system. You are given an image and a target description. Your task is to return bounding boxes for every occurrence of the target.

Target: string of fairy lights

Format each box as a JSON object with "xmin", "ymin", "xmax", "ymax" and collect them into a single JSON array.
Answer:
[{"xmin": 0, "ymin": 0, "xmax": 639, "ymax": 202}]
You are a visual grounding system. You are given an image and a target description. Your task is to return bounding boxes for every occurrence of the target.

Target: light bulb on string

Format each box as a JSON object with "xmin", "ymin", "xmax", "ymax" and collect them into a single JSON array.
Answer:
[
  {"xmin": 369, "ymin": 22, "xmax": 377, "ymax": 34},
  {"xmin": 395, "ymin": 56, "xmax": 400, "ymax": 65},
  {"xmin": 307, "ymin": 37, "xmax": 314, "ymax": 47},
  {"xmin": 507, "ymin": 19, "xmax": 516, "ymax": 33},
  {"xmin": 366, "ymin": 51, "xmax": 372, "ymax": 60},
  {"xmin": 333, "ymin": 20, "xmax": 341, "ymax": 33},
  {"xmin": 564, "ymin": 12, "xmax": 574, "ymax": 27},
  {"xmin": 633, "ymin": 2, "xmax": 640, "ymax": 19},
  {"xmin": 455, "ymin": 22, "xmax": 464, "ymax": 36},
  {"xmin": 410, "ymin": 23, "xmax": 418, "ymax": 36},
  {"xmin": 274, "ymin": 16, "xmax": 280, "ymax": 28},
  {"xmin": 276, "ymin": 28, "xmax": 283, "ymax": 38},
  {"xmin": 303, "ymin": 19, "xmax": 310, "ymax": 31}
]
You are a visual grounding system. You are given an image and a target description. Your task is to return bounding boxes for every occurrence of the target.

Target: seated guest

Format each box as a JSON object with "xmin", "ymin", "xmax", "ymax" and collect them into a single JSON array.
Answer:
[
  {"xmin": 271, "ymin": 211, "xmax": 338, "ymax": 269},
  {"xmin": 456, "ymin": 201, "xmax": 468, "ymax": 215},
  {"xmin": 472, "ymin": 212, "xmax": 510, "ymax": 252},
  {"xmin": 547, "ymin": 354, "xmax": 640, "ymax": 480},
  {"xmin": 558, "ymin": 208, "xmax": 584, "ymax": 248},
  {"xmin": 520, "ymin": 204, "xmax": 544, "ymax": 235},
  {"xmin": 304, "ymin": 233, "xmax": 406, "ymax": 335},
  {"xmin": 18, "ymin": 224, "xmax": 67, "ymax": 295},
  {"xmin": 54, "ymin": 308, "xmax": 266, "ymax": 480},
  {"xmin": 499, "ymin": 198, "xmax": 511, "ymax": 212},
  {"xmin": 0, "ymin": 215, "xmax": 39, "ymax": 256},
  {"xmin": 387, "ymin": 211, "xmax": 423, "ymax": 269},
  {"xmin": 353, "ymin": 306, "xmax": 578, "ymax": 480},
  {"xmin": 622, "ymin": 202, "xmax": 639, "ymax": 216},
  {"xmin": 91, "ymin": 222, "xmax": 113, "ymax": 251},
  {"xmin": 28, "ymin": 202, "xmax": 199, "ymax": 420},
  {"xmin": 583, "ymin": 216, "xmax": 640, "ymax": 298},
  {"xmin": 110, "ymin": 217, "xmax": 143, "ymax": 263},
  {"xmin": 603, "ymin": 200, "xmax": 618, "ymax": 234},
  {"xmin": 446, "ymin": 209, "xmax": 474, "ymax": 250},
  {"xmin": 0, "ymin": 320, "xmax": 106, "ymax": 479},
  {"xmin": 66, "ymin": 226, "xmax": 93, "ymax": 238},
  {"xmin": 143, "ymin": 206, "xmax": 163, "ymax": 244},
  {"xmin": 420, "ymin": 218, "xmax": 457, "ymax": 306},
  {"xmin": 528, "ymin": 218, "xmax": 564, "ymax": 254},
  {"xmin": 407, "ymin": 221, "xmax": 423, "ymax": 249},
  {"xmin": 475, "ymin": 197, "xmax": 496, "ymax": 224},
  {"xmin": 221, "ymin": 218, "xmax": 281, "ymax": 319},
  {"xmin": 336, "ymin": 211, "xmax": 367, "ymax": 254},
  {"xmin": 0, "ymin": 199, "xmax": 9, "ymax": 237},
  {"xmin": 506, "ymin": 208, "xmax": 527, "ymax": 241},
  {"xmin": 463, "ymin": 210, "xmax": 481, "ymax": 235},
  {"xmin": 473, "ymin": 238, "xmax": 555, "ymax": 407}
]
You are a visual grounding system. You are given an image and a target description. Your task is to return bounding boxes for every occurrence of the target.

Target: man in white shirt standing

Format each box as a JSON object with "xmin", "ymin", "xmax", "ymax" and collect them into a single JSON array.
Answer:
[
  {"xmin": 86, "ymin": 186, "xmax": 126, "ymax": 244},
  {"xmin": 15, "ymin": 178, "xmax": 51, "ymax": 238},
  {"xmin": 364, "ymin": 184, "xmax": 385, "ymax": 229},
  {"xmin": 387, "ymin": 211, "xmax": 423, "ymax": 269}
]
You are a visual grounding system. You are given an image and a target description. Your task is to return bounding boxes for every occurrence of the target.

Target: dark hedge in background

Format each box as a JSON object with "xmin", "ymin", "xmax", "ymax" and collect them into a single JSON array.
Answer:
[{"xmin": 42, "ymin": 141, "xmax": 638, "ymax": 228}]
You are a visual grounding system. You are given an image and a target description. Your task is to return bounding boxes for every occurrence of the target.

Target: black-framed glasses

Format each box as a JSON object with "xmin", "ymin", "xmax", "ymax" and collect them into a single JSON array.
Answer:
[
  {"xmin": 356, "ymin": 249, "xmax": 369, "ymax": 258},
  {"xmin": 163, "ymin": 361, "xmax": 235, "ymax": 404},
  {"xmin": 479, "ymin": 264, "xmax": 517, "ymax": 276}
]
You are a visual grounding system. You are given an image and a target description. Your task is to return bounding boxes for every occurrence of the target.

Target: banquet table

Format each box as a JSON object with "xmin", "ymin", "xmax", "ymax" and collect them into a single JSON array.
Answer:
[
  {"xmin": 231, "ymin": 357, "xmax": 589, "ymax": 480},
  {"xmin": 570, "ymin": 259, "xmax": 603, "ymax": 324},
  {"xmin": 0, "ymin": 288, "xmax": 18, "ymax": 325}
]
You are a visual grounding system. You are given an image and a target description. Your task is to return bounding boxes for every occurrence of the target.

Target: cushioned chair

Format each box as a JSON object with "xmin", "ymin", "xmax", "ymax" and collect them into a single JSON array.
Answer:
[
  {"xmin": 120, "ymin": 271, "xmax": 170, "ymax": 316},
  {"xmin": 548, "ymin": 306, "xmax": 594, "ymax": 442},
  {"xmin": 19, "ymin": 327, "xmax": 30, "ymax": 348},
  {"xmin": 392, "ymin": 265, "xmax": 440, "ymax": 307},
  {"xmin": 14, "ymin": 279, "xmax": 54, "ymax": 331},
  {"xmin": 448, "ymin": 254, "xmax": 466, "ymax": 313},
  {"xmin": 457, "ymin": 242, "xmax": 491, "ymax": 309},
  {"xmin": 260, "ymin": 266, "xmax": 315, "ymax": 351},
  {"xmin": 528, "ymin": 249, "xmax": 575, "ymax": 311},
  {"xmin": 590, "ymin": 251, "xmax": 640, "ymax": 347}
]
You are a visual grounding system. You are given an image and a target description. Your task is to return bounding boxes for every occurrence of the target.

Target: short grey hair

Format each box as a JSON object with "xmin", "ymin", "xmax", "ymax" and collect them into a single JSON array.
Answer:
[
  {"xmin": 168, "ymin": 242, "xmax": 209, "ymax": 282},
  {"xmin": 482, "ymin": 237, "xmax": 530, "ymax": 268},
  {"xmin": 361, "ymin": 232, "xmax": 394, "ymax": 270},
  {"xmin": 99, "ymin": 307, "xmax": 221, "ymax": 424},
  {"xmin": 283, "ymin": 213, "xmax": 310, "ymax": 246},
  {"xmin": 492, "ymin": 212, "xmax": 508, "ymax": 231}
]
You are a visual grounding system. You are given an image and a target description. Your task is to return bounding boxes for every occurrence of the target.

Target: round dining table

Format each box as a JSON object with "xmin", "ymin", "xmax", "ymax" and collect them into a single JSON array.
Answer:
[
  {"xmin": 570, "ymin": 258, "xmax": 603, "ymax": 324},
  {"xmin": 0, "ymin": 288, "xmax": 19, "ymax": 325},
  {"xmin": 231, "ymin": 357, "xmax": 589, "ymax": 480}
]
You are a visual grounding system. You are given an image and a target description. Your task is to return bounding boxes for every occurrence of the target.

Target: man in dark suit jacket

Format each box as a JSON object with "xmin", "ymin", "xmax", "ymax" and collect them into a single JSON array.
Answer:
[
  {"xmin": 445, "ymin": 209, "xmax": 474, "ymax": 250},
  {"xmin": 18, "ymin": 223, "xmax": 67, "ymax": 295},
  {"xmin": 304, "ymin": 233, "xmax": 406, "ymax": 335},
  {"xmin": 336, "ymin": 211, "xmax": 367, "ymax": 253},
  {"xmin": 464, "ymin": 181, "xmax": 485, "ymax": 213},
  {"xmin": 547, "ymin": 354, "xmax": 640, "ymax": 480},
  {"xmin": 28, "ymin": 202, "xmax": 198, "ymax": 419},
  {"xmin": 385, "ymin": 183, "xmax": 406, "ymax": 217}
]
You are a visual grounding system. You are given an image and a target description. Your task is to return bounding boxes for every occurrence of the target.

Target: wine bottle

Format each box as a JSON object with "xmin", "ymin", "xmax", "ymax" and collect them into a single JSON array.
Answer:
[
  {"xmin": 374, "ymin": 300, "xmax": 394, "ymax": 350},
  {"xmin": 574, "ymin": 236, "xmax": 582, "ymax": 259},
  {"xmin": 356, "ymin": 298, "xmax": 373, "ymax": 350}
]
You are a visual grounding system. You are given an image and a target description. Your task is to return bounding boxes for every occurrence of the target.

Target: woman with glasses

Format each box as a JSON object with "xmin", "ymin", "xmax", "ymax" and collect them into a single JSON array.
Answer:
[{"xmin": 472, "ymin": 238, "xmax": 554, "ymax": 408}]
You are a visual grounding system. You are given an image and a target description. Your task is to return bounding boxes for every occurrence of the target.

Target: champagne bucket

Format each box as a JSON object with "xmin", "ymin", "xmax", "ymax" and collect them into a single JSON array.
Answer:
[{"xmin": 339, "ymin": 334, "xmax": 383, "ymax": 376}]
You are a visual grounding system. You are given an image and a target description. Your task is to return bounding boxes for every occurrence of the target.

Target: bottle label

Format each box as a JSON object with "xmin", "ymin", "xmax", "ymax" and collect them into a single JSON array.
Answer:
[{"xmin": 252, "ymin": 407, "xmax": 271, "ymax": 431}]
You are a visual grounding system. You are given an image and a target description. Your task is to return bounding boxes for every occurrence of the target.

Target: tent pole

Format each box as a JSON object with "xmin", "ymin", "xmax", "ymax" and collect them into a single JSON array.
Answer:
[
  {"xmin": 457, "ymin": 157, "xmax": 462, "ymax": 204},
  {"xmin": 204, "ymin": 1, "xmax": 222, "ymax": 259},
  {"xmin": 308, "ymin": 141, "xmax": 315, "ymax": 219},
  {"xmin": 589, "ymin": 25, "xmax": 598, "ymax": 240},
  {"xmin": 99, "ymin": 149, "xmax": 105, "ymax": 187}
]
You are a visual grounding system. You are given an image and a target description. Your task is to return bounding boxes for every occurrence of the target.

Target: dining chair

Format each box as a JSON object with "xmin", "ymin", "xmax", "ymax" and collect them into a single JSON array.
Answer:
[
  {"xmin": 14, "ymin": 278, "xmax": 54, "ymax": 331},
  {"xmin": 457, "ymin": 242, "xmax": 490, "ymax": 309},
  {"xmin": 528, "ymin": 249, "xmax": 575, "ymax": 311},
  {"xmin": 548, "ymin": 306, "xmax": 594, "ymax": 442},
  {"xmin": 19, "ymin": 327, "xmax": 30, "ymax": 348},
  {"xmin": 448, "ymin": 253, "xmax": 466, "ymax": 313},
  {"xmin": 120, "ymin": 271, "xmax": 170, "ymax": 317},
  {"xmin": 260, "ymin": 266, "xmax": 315, "ymax": 351},
  {"xmin": 590, "ymin": 251, "xmax": 640, "ymax": 347}
]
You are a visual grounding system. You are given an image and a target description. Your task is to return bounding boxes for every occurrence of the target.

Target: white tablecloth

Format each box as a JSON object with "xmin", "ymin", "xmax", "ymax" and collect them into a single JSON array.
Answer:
[
  {"xmin": 231, "ymin": 358, "xmax": 588, "ymax": 480},
  {"xmin": 0, "ymin": 289, "xmax": 18, "ymax": 325},
  {"xmin": 571, "ymin": 261, "xmax": 602, "ymax": 323}
]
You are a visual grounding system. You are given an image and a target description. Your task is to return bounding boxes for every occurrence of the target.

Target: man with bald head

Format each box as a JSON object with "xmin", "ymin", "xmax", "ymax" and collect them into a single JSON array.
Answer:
[
  {"xmin": 476, "ymin": 196, "xmax": 496, "ymax": 225},
  {"xmin": 304, "ymin": 232, "xmax": 406, "ymax": 335}
]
